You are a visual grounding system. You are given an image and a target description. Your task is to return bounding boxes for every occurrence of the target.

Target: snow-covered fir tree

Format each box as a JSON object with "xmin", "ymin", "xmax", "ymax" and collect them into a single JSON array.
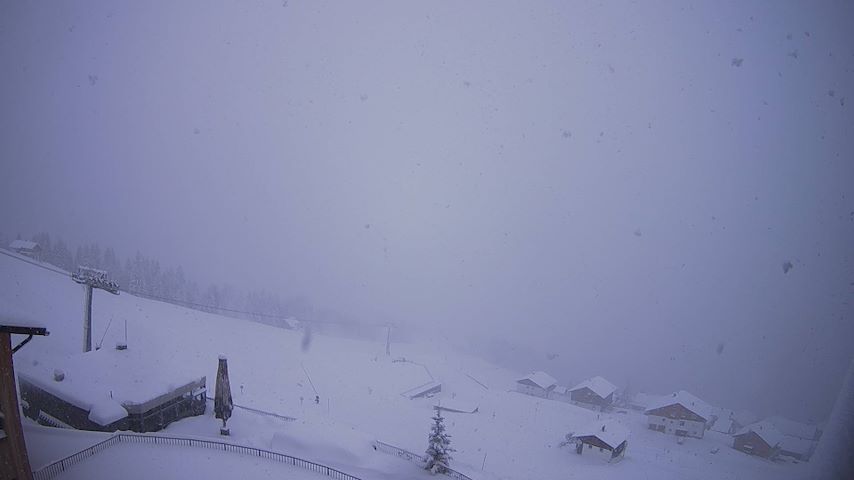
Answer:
[{"xmin": 425, "ymin": 408, "xmax": 455, "ymax": 474}]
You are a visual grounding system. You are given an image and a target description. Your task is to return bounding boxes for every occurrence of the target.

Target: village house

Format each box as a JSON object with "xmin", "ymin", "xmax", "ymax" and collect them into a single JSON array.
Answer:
[
  {"xmin": 18, "ymin": 344, "xmax": 206, "ymax": 433},
  {"xmin": 644, "ymin": 390, "xmax": 712, "ymax": 439},
  {"xmin": 732, "ymin": 420, "xmax": 784, "ymax": 459},
  {"xmin": 8, "ymin": 240, "xmax": 41, "ymax": 260},
  {"xmin": 571, "ymin": 420, "xmax": 629, "ymax": 463},
  {"xmin": 765, "ymin": 416, "xmax": 820, "ymax": 461},
  {"xmin": 515, "ymin": 371, "xmax": 556, "ymax": 398},
  {"xmin": 567, "ymin": 376, "xmax": 617, "ymax": 410}
]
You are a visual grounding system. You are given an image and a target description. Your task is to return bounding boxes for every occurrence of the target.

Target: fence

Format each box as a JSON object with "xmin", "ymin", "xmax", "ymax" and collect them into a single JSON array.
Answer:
[
  {"xmin": 372, "ymin": 440, "xmax": 475, "ymax": 480},
  {"xmin": 33, "ymin": 433, "xmax": 362, "ymax": 480}
]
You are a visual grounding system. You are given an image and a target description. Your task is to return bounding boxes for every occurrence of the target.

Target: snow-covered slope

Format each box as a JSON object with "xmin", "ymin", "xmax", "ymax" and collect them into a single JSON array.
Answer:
[{"xmin": 1, "ymin": 252, "xmax": 807, "ymax": 479}]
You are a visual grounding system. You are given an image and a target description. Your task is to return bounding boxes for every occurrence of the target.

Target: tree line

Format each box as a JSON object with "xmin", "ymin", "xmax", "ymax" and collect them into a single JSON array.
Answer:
[{"xmin": 1, "ymin": 230, "xmax": 306, "ymax": 330}]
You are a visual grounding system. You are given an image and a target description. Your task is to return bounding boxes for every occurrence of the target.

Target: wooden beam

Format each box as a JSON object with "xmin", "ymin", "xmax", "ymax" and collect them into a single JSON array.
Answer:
[{"xmin": 0, "ymin": 332, "xmax": 34, "ymax": 480}]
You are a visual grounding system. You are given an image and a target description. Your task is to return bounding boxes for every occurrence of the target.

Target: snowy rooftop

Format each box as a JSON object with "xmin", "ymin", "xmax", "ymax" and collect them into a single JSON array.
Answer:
[
  {"xmin": 18, "ymin": 345, "xmax": 205, "ymax": 422},
  {"xmin": 516, "ymin": 371, "xmax": 556, "ymax": 390},
  {"xmin": 569, "ymin": 376, "xmax": 617, "ymax": 399},
  {"xmin": 778, "ymin": 434, "xmax": 815, "ymax": 457},
  {"xmin": 9, "ymin": 239, "xmax": 39, "ymax": 250},
  {"xmin": 646, "ymin": 390, "xmax": 713, "ymax": 421},
  {"xmin": 735, "ymin": 420, "xmax": 785, "ymax": 448},
  {"xmin": 573, "ymin": 420, "xmax": 629, "ymax": 449},
  {"xmin": 767, "ymin": 416, "xmax": 820, "ymax": 440}
]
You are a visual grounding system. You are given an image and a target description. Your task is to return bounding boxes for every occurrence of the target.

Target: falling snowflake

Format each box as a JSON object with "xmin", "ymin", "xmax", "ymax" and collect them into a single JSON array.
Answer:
[
  {"xmin": 731, "ymin": 58, "xmax": 744, "ymax": 67},
  {"xmin": 782, "ymin": 261, "xmax": 794, "ymax": 274}
]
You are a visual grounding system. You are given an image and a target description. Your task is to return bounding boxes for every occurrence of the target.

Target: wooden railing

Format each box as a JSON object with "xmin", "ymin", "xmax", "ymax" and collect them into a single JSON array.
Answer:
[{"xmin": 33, "ymin": 433, "xmax": 361, "ymax": 480}]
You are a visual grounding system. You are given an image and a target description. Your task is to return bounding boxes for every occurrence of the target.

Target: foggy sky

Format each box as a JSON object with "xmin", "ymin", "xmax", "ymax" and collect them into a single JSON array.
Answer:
[{"xmin": 1, "ymin": 1, "xmax": 853, "ymax": 423}]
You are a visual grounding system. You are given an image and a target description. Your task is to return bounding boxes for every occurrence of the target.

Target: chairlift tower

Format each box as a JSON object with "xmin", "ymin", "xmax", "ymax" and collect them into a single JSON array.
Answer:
[{"xmin": 72, "ymin": 266, "xmax": 119, "ymax": 352}]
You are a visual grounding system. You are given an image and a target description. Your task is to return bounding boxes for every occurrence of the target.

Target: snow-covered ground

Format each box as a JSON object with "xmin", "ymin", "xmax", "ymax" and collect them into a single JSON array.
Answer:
[{"xmin": 2, "ymin": 251, "xmax": 810, "ymax": 479}]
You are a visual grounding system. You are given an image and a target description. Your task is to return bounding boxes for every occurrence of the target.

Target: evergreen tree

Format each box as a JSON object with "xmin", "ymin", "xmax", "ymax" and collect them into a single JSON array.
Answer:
[{"xmin": 425, "ymin": 409, "xmax": 455, "ymax": 474}]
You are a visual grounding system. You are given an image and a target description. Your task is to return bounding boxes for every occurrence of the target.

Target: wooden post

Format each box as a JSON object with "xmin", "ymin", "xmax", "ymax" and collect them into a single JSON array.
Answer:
[
  {"xmin": 82, "ymin": 284, "xmax": 93, "ymax": 352},
  {"xmin": 0, "ymin": 332, "xmax": 34, "ymax": 480}
]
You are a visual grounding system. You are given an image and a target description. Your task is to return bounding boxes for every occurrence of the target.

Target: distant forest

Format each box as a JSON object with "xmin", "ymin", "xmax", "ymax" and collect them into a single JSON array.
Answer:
[{"xmin": 0, "ymin": 230, "xmax": 306, "ymax": 330}]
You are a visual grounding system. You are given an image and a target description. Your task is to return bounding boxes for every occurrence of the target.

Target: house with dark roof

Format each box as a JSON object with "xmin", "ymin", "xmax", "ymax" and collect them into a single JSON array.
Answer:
[
  {"xmin": 567, "ymin": 376, "xmax": 617, "ymax": 410},
  {"xmin": 644, "ymin": 390, "xmax": 712, "ymax": 438},
  {"xmin": 571, "ymin": 420, "xmax": 629, "ymax": 463},
  {"xmin": 515, "ymin": 371, "xmax": 556, "ymax": 398},
  {"xmin": 8, "ymin": 240, "xmax": 41, "ymax": 260},
  {"xmin": 733, "ymin": 420, "xmax": 783, "ymax": 459}
]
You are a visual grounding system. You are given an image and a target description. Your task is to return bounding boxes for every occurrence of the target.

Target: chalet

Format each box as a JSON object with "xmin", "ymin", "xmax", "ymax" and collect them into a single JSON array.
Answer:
[
  {"xmin": 749, "ymin": 416, "xmax": 820, "ymax": 461},
  {"xmin": 733, "ymin": 420, "xmax": 783, "ymax": 459},
  {"xmin": 8, "ymin": 240, "xmax": 41, "ymax": 260},
  {"xmin": 515, "ymin": 371, "xmax": 557, "ymax": 398},
  {"xmin": 18, "ymin": 344, "xmax": 206, "ymax": 433},
  {"xmin": 568, "ymin": 376, "xmax": 617, "ymax": 410},
  {"xmin": 644, "ymin": 391, "xmax": 712, "ymax": 439},
  {"xmin": 571, "ymin": 420, "xmax": 629, "ymax": 463}
]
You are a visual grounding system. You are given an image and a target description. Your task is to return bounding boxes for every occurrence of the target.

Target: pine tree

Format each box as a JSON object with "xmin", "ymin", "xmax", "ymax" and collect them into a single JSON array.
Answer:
[{"xmin": 425, "ymin": 409, "xmax": 455, "ymax": 474}]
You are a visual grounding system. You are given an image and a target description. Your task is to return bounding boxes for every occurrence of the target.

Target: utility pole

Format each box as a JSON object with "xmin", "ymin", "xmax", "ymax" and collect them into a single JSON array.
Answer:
[
  {"xmin": 72, "ymin": 266, "xmax": 119, "ymax": 352},
  {"xmin": 385, "ymin": 325, "xmax": 391, "ymax": 356}
]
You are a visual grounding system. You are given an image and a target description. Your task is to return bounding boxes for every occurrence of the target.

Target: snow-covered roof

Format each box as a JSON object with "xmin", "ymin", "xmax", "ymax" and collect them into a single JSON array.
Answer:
[
  {"xmin": 9, "ymin": 239, "xmax": 39, "ymax": 250},
  {"xmin": 573, "ymin": 420, "xmax": 629, "ymax": 450},
  {"xmin": 735, "ymin": 420, "xmax": 785, "ymax": 448},
  {"xmin": 732, "ymin": 409, "xmax": 759, "ymax": 427},
  {"xmin": 569, "ymin": 376, "xmax": 617, "ymax": 399},
  {"xmin": 767, "ymin": 416, "xmax": 820, "ymax": 440},
  {"xmin": 401, "ymin": 380, "xmax": 441, "ymax": 399},
  {"xmin": 516, "ymin": 371, "xmax": 557, "ymax": 390},
  {"xmin": 18, "ymin": 344, "xmax": 205, "ymax": 419},
  {"xmin": 778, "ymin": 435, "xmax": 815, "ymax": 457},
  {"xmin": 645, "ymin": 390, "xmax": 713, "ymax": 422}
]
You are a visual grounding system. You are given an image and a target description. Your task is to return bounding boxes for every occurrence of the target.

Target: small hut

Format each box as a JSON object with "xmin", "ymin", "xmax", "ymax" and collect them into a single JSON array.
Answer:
[{"xmin": 572, "ymin": 420, "xmax": 629, "ymax": 463}]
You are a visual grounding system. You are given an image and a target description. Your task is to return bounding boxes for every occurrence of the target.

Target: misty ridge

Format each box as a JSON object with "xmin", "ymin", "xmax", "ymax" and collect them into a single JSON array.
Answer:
[{"xmin": 0, "ymin": 231, "xmax": 385, "ymax": 343}]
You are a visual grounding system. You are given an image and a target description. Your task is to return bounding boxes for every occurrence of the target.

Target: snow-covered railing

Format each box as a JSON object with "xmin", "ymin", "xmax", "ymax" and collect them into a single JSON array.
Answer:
[
  {"xmin": 33, "ymin": 435, "xmax": 121, "ymax": 480},
  {"xmin": 374, "ymin": 439, "xmax": 427, "ymax": 463},
  {"xmin": 372, "ymin": 440, "xmax": 475, "ymax": 480},
  {"xmin": 33, "ymin": 433, "xmax": 362, "ymax": 480}
]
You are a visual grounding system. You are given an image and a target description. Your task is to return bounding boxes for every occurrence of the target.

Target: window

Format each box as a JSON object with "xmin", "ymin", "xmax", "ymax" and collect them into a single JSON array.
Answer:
[{"xmin": 679, "ymin": 421, "xmax": 685, "ymax": 426}]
